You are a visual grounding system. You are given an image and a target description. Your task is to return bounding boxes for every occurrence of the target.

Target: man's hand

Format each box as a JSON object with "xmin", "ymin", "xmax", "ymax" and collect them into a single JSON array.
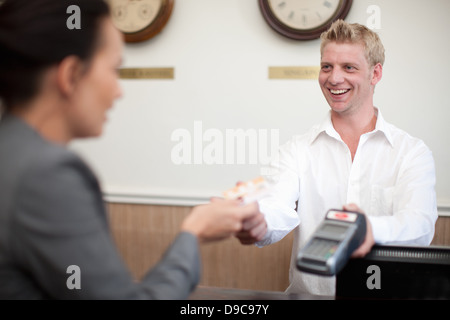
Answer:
[
  {"xmin": 235, "ymin": 206, "xmax": 268, "ymax": 245},
  {"xmin": 220, "ymin": 180, "xmax": 268, "ymax": 245},
  {"xmin": 343, "ymin": 203, "xmax": 375, "ymax": 258}
]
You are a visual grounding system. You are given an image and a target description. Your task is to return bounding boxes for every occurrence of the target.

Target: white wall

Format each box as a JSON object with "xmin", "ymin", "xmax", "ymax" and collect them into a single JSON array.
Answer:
[{"xmin": 70, "ymin": 0, "xmax": 450, "ymax": 213}]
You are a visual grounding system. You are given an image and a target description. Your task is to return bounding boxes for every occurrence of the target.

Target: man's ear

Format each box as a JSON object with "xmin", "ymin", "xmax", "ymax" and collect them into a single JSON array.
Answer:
[
  {"xmin": 371, "ymin": 62, "xmax": 383, "ymax": 86},
  {"xmin": 56, "ymin": 55, "xmax": 85, "ymax": 97}
]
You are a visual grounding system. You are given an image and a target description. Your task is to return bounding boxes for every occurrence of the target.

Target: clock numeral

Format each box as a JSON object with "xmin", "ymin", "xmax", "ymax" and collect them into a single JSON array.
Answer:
[
  {"xmin": 113, "ymin": 6, "xmax": 127, "ymax": 21},
  {"xmin": 278, "ymin": 1, "xmax": 286, "ymax": 9},
  {"xmin": 316, "ymin": 11, "xmax": 322, "ymax": 21},
  {"xmin": 288, "ymin": 11, "xmax": 294, "ymax": 20},
  {"xmin": 139, "ymin": 4, "xmax": 152, "ymax": 20},
  {"xmin": 323, "ymin": 1, "xmax": 332, "ymax": 9}
]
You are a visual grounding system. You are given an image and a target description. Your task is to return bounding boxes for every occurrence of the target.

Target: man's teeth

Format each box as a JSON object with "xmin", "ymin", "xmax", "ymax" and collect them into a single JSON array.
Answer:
[{"xmin": 330, "ymin": 89, "xmax": 349, "ymax": 95}]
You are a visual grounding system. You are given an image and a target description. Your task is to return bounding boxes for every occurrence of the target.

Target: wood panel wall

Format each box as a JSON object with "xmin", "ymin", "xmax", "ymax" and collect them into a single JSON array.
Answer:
[
  {"xmin": 106, "ymin": 202, "xmax": 450, "ymax": 292},
  {"xmin": 432, "ymin": 215, "xmax": 450, "ymax": 246}
]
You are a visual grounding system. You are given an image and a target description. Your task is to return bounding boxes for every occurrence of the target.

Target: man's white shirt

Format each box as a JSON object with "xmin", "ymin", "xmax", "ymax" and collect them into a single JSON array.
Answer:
[{"xmin": 257, "ymin": 108, "xmax": 437, "ymax": 296}]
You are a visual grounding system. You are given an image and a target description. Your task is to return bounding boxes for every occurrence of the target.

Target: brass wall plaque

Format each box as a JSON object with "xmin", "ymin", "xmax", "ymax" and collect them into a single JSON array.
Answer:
[
  {"xmin": 269, "ymin": 66, "xmax": 320, "ymax": 80},
  {"xmin": 119, "ymin": 67, "xmax": 174, "ymax": 79}
]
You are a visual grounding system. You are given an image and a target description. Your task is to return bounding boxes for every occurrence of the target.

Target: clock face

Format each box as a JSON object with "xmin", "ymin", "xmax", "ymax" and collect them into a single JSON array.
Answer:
[
  {"xmin": 107, "ymin": 0, "xmax": 162, "ymax": 34},
  {"xmin": 259, "ymin": 0, "xmax": 352, "ymax": 40},
  {"xmin": 268, "ymin": 0, "xmax": 341, "ymax": 30},
  {"xmin": 106, "ymin": 0, "xmax": 174, "ymax": 43}
]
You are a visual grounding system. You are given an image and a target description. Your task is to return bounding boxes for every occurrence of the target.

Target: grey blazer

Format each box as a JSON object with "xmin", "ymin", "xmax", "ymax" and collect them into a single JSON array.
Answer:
[{"xmin": 0, "ymin": 115, "xmax": 200, "ymax": 299}]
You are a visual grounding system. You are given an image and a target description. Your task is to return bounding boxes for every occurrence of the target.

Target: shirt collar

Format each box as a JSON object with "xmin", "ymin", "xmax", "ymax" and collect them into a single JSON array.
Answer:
[
  {"xmin": 373, "ymin": 108, "xmax": 394, "ymax": 147},
  {"xmin": 309, "ymin": 108, "xmax": 394, "ymax": 147}
]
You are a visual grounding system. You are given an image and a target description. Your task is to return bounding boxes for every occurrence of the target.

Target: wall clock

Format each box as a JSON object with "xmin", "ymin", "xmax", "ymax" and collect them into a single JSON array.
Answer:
[
  {"xmin": 106, "ymin": 0, "xmax": 174, "ymax": 43},
  {"xmin": 259, "ymin": 0, "xmax": 353, "ymax": 40}
]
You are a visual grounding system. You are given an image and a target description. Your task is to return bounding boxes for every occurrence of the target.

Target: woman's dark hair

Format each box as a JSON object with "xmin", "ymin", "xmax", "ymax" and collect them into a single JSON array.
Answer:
[{"xmin": 0, "ymin": 0, "xmax": 110, "ymax": 112}]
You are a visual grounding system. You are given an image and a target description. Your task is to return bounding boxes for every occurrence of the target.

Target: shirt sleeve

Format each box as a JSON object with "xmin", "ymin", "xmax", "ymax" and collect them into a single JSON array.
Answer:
[
  {"xmin": 11, "ymin": 151, "xmax": 200, "ymax": 299},
  {"xmin": 256, "ymin": 139, "xmax": 300, "ymax": 247},
  {"xmin": 369, "ymin": 141, "xmax": 438, "ymax": 245}
]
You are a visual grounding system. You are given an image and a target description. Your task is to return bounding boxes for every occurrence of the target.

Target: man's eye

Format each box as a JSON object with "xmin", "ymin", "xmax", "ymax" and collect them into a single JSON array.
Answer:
[{"xmin": 321, "ymin": 65, "xmax": 331, "ymax": 71}]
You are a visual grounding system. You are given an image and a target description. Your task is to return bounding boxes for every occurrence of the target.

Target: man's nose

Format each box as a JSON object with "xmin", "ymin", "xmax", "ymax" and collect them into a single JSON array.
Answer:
[{"xmin": 328, "ymin": 68, "xmax": 345, "ymax": 85}]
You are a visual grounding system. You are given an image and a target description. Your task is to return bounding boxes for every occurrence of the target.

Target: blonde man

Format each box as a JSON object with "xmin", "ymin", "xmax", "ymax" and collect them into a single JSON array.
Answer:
[{"xmin": 236, "ymin": 20, "xmax": 437, "ymax": 296}]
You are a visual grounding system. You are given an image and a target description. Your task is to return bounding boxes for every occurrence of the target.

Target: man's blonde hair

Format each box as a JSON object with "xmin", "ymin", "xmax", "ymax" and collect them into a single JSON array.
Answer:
[{"xmin": 320, "ymin": 19, "xmax": 385, "ymax": 67}]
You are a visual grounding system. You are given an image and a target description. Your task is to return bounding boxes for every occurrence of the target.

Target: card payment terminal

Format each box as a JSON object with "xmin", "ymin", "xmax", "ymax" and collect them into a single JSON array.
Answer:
[{"xmin": 296, "ymin": 209, "xmax": 367, "ymax": 276}]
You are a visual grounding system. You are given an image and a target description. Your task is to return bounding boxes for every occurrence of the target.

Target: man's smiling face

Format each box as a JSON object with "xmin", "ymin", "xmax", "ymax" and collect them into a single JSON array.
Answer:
[{"xmin": 319, "ymin": 41, "xmax": 380, "ymax": 116}]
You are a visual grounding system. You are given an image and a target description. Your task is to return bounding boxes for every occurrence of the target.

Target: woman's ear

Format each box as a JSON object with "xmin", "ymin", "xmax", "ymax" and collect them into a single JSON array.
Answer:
[{"xmin": 56, "ymin": 55, "xmax": 85, "ymax": 97}]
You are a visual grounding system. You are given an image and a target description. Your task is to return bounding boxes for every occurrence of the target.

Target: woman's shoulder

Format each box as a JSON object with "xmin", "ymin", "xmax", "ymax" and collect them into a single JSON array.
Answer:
[{"xmin": 0, "ymin": 115, "xmax": 99, "ymax": 200}]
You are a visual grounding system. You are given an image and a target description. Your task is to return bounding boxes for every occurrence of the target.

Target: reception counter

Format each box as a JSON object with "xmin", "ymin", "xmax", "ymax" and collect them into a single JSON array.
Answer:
[{"xmin": 189, "ymin": 286, "xmax": 334, "ymax": 300}]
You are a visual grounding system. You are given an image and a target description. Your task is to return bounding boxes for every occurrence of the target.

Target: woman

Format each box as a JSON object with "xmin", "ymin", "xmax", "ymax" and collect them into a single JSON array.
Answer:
[{"xmin": 0, "ymin": 0, "xmax": 263, "ymax": 299}]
